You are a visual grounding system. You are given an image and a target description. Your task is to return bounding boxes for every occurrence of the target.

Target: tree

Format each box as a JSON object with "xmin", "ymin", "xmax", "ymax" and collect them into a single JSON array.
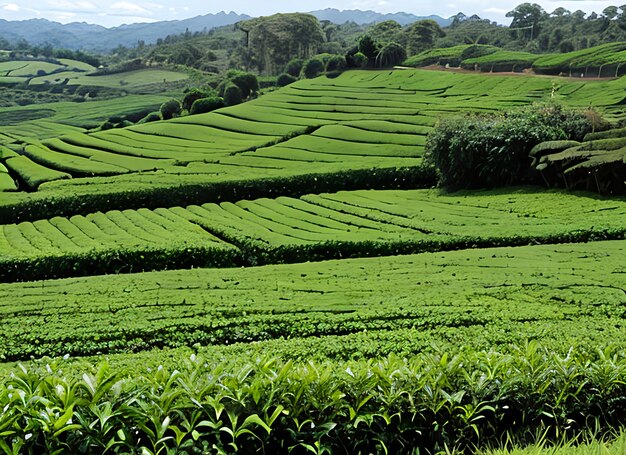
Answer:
[
  {"xmin": 326, "ymin": 55, "xmax": 347, "ymax": 72},
  {"xmin": 375, "ymin": 43, "xmax": 407, "ymax": 68},
  {"xmin": 243, "ymin": 13, "xmax": 325, "ymax": 75},
  {"xmin": 369, "ymin": 20, "xmax": 402, "ymax": 43},
  {"xmin": 399, "ymin": 20, "xmax": 445, "ymax": 56},
  {"xmin": 351, "ymin": 52, "xmax": 368, "ymax": 68},
  {"xmin": 357, "ymin": 34, "xmax": 379, "ymax": 64},
  {"xmin": 506, "ymin": 3, "xmax": 546, "ymax": 40},
  {"xmin": 227, "ymin": 70, "xmax": 259, "ymax": 99},
  {"xmin": 182, "ymin": 89, "xmax": 209, "ymax": 112},
  {"xmin": 602, "ymin": 6, "xmax": 618, "ymax": 20}
]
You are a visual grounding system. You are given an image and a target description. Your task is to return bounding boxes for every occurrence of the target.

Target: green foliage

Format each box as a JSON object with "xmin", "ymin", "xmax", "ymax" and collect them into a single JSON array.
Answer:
[
  {"xmin": 358, "ymin": 34, "xmax": 380, "ymax": 64},
  {"xmin": 351, "ymin": 52, "xmax": 368, "ymax": 68},
  {"xmin": 159, "ymin": 98, "xmax": 182, "ymax": 120},
  {"xmin": 4, "ymin": 343, "xmax": 626, "ymax": 453},
  {"xmin": 425, "ymin": 103, "xmax": 601, "ymax": 190},
  {"xmin": 182, "ymin": 88, "xmax": 209, "ymax": 112},
  {"xmin": 189, "ymin": 96, "xmax": 224, "ymax": 115},
  {"xmin": 242, "ymin": 13, "xmax": 325, "ymax": 75},
  {"xmin": 375, "ymin": 42, "xmax": 407, "ymax": 68},
  {"xmin": 325, "ymin": 54, "xmax": 347, "ymax": 72},
  {"xmin": 284, "ymin": 58, "xmax": 305, "ymax": 77},
  {"xmin": 137, "ymin": 111, "xmax": 162, "ymax": 124},
  {"xmin": 461, "ymin": 50, "xmax": 538, "ymax": 72},
  {"xmin": 277, "ymin": 73, "xmax": 297, "ymax": 87},
  {"xmin": 223, "ymin": 83, "xmax": 242, "ymax": 106},
  {"xmin": 301, "ymin": 58, "xmax": 325, "ymax": 79},
  {"xmin": 226, "ymin": 70, "xmax": 259, "ymax": 99},
  {"xmin": 533, "ymin": 125, "xmax": 626, "ymax": 194}
]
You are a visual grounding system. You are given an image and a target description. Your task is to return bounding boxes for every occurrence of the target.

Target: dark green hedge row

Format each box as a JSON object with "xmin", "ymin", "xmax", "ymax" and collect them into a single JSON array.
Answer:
[
  {"xmin": 4, "ymin": 345, "xmax": 626, "ymax": 454},
  {"xmin": 3, "ymin": 212, "xmax": 625, "ymax": 283},
  {"xmin": 0, "ymin": 166, "xmax": 436, "ymax": 225},
  {"xmin": 0, "ymin": 245, "xmax": 243, "ymax": 283}
]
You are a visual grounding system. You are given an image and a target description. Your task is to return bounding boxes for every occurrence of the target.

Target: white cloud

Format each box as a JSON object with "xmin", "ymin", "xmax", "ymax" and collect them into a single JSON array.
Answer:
[
  {"xmin": 110, "ymin": 1, "xmax": 148, "ymax": 13},
  {"xmin": 2, "ymin": 3, "xmax": 19, "ymax": 11},
  {"xmin": 484, "ymin": 7, "xmax": 509, "ymax": 14},
  {"xmin": 46, "ymin": 0, "xmax": 97, "ymax": 9}
]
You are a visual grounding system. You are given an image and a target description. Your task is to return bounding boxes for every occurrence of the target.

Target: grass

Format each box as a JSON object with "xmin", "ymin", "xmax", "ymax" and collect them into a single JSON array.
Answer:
[{"xmin": 482, "ymin": 432, "xmax": 626, "ymax": 454}]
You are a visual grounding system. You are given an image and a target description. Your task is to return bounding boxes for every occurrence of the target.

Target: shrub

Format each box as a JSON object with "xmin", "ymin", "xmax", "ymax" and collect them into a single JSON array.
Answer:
[
  {"xmin": 223, "ymin": 83, "xmax": 242, "ymax": 106},
  {"xmin": 190, "ymin": 96, "xmax": 224, "ymax": 115},
  {"xmin": 182, "ymin": 89, "xmax": 209, "ymax": 111},
  {"xmin": 352, "ymin": 52, "xmax": 368, "ymax": 68},
  {"xmin": 100, "ymin": 121, "xmax": 114, "ymax": 131},
  {"xmin": 425, "ymin": 102, "xmax": 603, "ymax": 190},
  {"xmin": 302, "ymin": 58, "xmax": 325, "ymax": 79},
  {"xmin": 160, "ymin": 98, "xmax": 182, "ymax": 120},
  {"xmin": 227, "ymin": 70, "xmax": 259, "ymax": 99},
  {"xmin": 326, "ymin": 55, "xmax": 347, "ymax": 72},
  {"xmin": 277, "ymin": 73, "xmax": 297, "ymax": 87},
  {"xmin": 138, "ymin": 111, "xmax": 161, "ymax": 123},
  {"xmin": 285, "ymin": 58, "xmax": 305, "ymax": 77}
]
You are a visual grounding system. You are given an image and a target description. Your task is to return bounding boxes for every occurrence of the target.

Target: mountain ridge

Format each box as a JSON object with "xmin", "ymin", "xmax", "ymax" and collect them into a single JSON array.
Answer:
[{"xmin": 0, "ymin": 9, "xmax": 451, "ymax": 51}]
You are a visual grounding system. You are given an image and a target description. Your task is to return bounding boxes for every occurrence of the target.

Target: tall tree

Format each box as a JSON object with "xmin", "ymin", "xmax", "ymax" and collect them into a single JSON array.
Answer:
[
  {"xmin": 243, "ymin": 13, "xmax": 324, "ymax": 75},
  {"xmin": 399, "ymin": 20, "xmax": 445, "ymax": 56},
  {"xmin": 506, "ymin": 3, "xmax": 546, "ymax": 40}
]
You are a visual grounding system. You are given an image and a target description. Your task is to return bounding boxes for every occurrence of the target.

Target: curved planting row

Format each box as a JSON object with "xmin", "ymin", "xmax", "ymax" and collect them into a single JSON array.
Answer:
[
  {"xmin": 0, "ymin": 207, "xmax": 240, "ymax": 281},
  {"xmin": 5, "ymin": 69, "xmax": 626, "ymax": 223},
  {"xmin": 2, "ymin": 188, "xmax": 624, "ymax": 281},
  {"xmin": 0, "ymin": 239, "xmax": 624, "ymax": 361}
]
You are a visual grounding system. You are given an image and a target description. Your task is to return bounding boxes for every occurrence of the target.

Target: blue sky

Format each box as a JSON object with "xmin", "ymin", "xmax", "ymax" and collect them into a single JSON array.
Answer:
[{"xmin": 0, "ymin": 0, "xmax": 620, "ymax": 27}]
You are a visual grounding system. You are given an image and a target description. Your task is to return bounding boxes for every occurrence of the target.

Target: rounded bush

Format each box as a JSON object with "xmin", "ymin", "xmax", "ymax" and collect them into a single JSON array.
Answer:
[
  {"xmin": 301, "ymin": 58, "xmax": 325, "ymax": 79},
  {"xmin": 160, "ymin": 98, "xmax": 182, "ymax": 120},
  {"xmin": 285, "ymin": 58, "xmax": 304, "ymax": 77},
  {"xmin": 352, "ymin": 52, "xmax": 368, "ymax": 68},
  {"xmin": 138, "ymin": 111, "xmax": 162, "ymax": 123},
  {"xmin": 277, "ymin": 73, "xmax": 297, "ymax": 87},
  {"xmin": 326, "ymin": 55, "xmax": 347, "ymax": 72},
  {"xmin": 223, "ymin": 83, "xmax": 242, "ymax": 106},
  {"xmin": 190, "ymin": 96, "xmax": 224, "ymax": 115},
  {"xmin": 182, "ymin": 89, "xmax": 209, "ymax": 111}
]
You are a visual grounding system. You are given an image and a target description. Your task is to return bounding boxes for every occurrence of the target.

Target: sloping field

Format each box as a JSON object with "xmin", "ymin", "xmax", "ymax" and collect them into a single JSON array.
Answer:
[
  {"xmin": 2, "ymin": 69, "xmax": 626, "ymax": 222},
  {"xmin": 0, "ymin": 239, "xmax": 623, "ymax": 361},
  {"xmin": 2, "ymin": 188, "xmax": 624, "ymax": 281},
  {"xmin": 0, "ymin": 94, "xmax": 169, "ymax": 142},
  {"xmin": 29, "ymin": 68, "xmax": 189, "ymax": 88}
]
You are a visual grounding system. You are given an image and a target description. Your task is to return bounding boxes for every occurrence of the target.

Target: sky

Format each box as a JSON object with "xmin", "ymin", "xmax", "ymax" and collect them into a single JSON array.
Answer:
[{"xmin": 0, "ymin": 0, "xmax": 621, "ymax": 28}]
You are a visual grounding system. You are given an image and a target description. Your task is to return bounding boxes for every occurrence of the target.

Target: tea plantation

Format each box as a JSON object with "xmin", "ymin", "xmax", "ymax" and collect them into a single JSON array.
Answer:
[{"xmin": 0, "ymin": 68, "xmax": 624, "ymax": 453}]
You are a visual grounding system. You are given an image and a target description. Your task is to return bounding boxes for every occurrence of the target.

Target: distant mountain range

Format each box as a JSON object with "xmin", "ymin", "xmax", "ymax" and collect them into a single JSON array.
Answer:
[
  {"xmin": 0, "ymin": 11, "xmax": 250, "ymax": 51},
  {"xmin": 309, "ymin": 8, "xmax": 451, "ymax": 27},
  {"xmin": 0, "ymin": 9, "xmax": 451, "ymax": 52}
]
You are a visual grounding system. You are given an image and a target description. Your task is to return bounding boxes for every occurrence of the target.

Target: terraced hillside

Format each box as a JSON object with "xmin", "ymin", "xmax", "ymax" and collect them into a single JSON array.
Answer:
[
  {"xmin": 0, "ymin": 68, "xmax": 625, "ymax": 453},
  {"xmin": 0, "ymin": 95, "xmax": 171, "ymax": 142},
  {"xmin": 3, "ymin": 188, "xmax": 624, "ymax": 281},
  {"xmin": 2, "ymin": 69, "xmax": 626, "ymax": 223}
]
